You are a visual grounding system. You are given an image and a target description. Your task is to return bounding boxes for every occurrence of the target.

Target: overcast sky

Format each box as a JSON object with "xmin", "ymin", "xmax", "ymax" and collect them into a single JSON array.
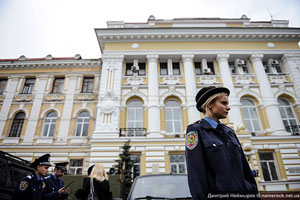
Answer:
[{"xmin": 0, "ymin": 0, "xmax": 299, "ymax": 59}]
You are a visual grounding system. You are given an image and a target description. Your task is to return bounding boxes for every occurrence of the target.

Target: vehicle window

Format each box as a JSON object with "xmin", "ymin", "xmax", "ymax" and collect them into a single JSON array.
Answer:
[{"xmin": 129, "ymin": 175, "xmax": 191, "ymax": 199}]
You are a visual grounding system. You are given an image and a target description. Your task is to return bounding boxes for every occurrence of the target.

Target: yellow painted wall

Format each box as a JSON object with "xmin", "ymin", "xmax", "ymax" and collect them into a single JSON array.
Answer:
[
  {"xmin": 104, "ymin": 41, "xmax": 300, "ymax": 51},
  {"xmin": 0, "ymin": 67, "xmax": 100, "ymax": 74}
]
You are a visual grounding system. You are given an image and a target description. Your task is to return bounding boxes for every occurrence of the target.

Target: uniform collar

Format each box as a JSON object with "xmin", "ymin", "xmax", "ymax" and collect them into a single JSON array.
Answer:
[
  {"xmin": 35, "ymin": 172, "xmax": 41, "ymax": 181},
  {"xmin": 203, "ymin": 117, "xmax": 221, "ymax": 129},
  {"xmin": 51, "ymin": 174, "xmax": 58, "ymax": 180}
]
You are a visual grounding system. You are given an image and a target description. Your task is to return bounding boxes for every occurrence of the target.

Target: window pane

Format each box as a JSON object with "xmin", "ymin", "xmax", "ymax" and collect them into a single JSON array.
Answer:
[
  {"xmin": 179, "ymin": 164, "xmax": 186, "ymax": 173},
  {"xmin": 83, "ymin": 124, "xmax": 89, "ymax": 136},
  {"xmin": 174, "ymin": 122, "xmax": 182, "ymax": 132},
  {"xmin": 166, "ymin": 121, "xmax": 173, "ymax": 133},
  {"xmin": 253, "ymin": 120, "xmax": 261, "ymax": 131},
  {"xmin": 242, "ymin": 108, "xmax": 250, "ymax": 119},
  {"xmin": 43, "ymin": 125, "xmax": 49, "ymax": 136},
  {"xmin": 171, "ymin": 165, "xmax": 177, "ymax": 173},
  {"xmin": 250, "ymin": 107, "xmax": 258, "ymax": 118},
  {"xmin": 261, "ymin": 162, "xmax": 271, "ymax": 181},
  {"xmin": 79, "ymin": 111, "xmax": 89, "ymax": 117},
  {"xmin": 269, "ymin": 162, "xmax": 279, "ymax": 180},
  {"xmin": 165, "ymin": 109, "xmax": 172, "ymax": 120},
  {"xmin": 49, "ymin": 124, "xmax": 55, "ymax": 136},
  {"xmin": 286, "ymin": 107, "xmax": 294, "ymax": 118},
  {"xmin": 244, "ymin": 120, "xmax": 253, "ymax": 132},
  {"xmin": 76, "ymin": 124, "xmax": 82, "ymax": 136},
  {"xmin": 173, "ymin": 108, "xmax": 181, "ymax": 120},
  {"xmin": 279, "ymin": 107, "xmax": 287, "ymax": 118},
  {"xmin": 127, "ymin": 110, "xmax": 134, "ymax": 120},
  {"xmin": 259, "ymin": 153, "xmax": 273, "ymax": 160}
]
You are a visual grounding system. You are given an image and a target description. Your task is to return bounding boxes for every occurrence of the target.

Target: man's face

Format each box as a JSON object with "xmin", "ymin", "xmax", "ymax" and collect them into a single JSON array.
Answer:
[
  {"xmin": 37, "ymin": 165, "xmax": 49, "ymax": 177},
  {"xmin": 55, "ymin": 168, "xmax": 66, "ymax": 178}
]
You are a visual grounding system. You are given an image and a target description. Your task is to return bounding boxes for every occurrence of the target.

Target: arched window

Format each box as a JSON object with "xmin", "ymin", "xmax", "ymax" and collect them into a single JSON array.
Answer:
[
  {"xmin": 9, "ymin": 112, "xmax": 25, "ymax": 137},
  {"xmin": 278, "ymin": 98, "xmax": 297, "ymax": 129},
  {"xmin": 75, "ymin": 111, "xmax": 90, "ymax": 136},
  {"xmin": 165, "ymin": 100, "xmax": 182, "ymax": 133},
  {"xmin": 127, "ymin": 100, "xmax": 143, "ymax": 129},
  {"xmin": 241, "ymin": 99, "xmax": 262, "ymax": 132},
  {"xmin": 42, "ymin": 111, "xmax": 57, "ymax": 137}
]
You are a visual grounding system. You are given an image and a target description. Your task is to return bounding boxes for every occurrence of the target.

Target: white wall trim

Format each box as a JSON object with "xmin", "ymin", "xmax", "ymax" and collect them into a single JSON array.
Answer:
[{"xmin": 40, "ymin": 108, "xmax": 61, "ymax": 118}]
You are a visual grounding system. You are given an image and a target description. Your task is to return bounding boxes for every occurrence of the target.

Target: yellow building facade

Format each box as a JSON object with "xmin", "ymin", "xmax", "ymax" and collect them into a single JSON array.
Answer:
[{"xmin": 1, "ymin": 16, "xmax": 300, "ymax": 192}]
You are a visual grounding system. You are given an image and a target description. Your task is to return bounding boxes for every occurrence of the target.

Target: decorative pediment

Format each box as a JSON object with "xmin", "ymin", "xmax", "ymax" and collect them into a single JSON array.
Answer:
[
  {"xmin": 14, "ymin": 94, "xmax": 34, "ymax": 102},
  {"xmin": 269, "ymin": 75, "xmax": 287, "ymax": 84},
  {"xmin": 198, "ymin": 75, "xmax": 219, "ymax": 84},
  {"xmin": 161, "ymin": 75, "xmax": 181, "ymax": 85},
  {"xmin": 75, "ymin": 93, "xmax": 97, "ymax": 101},
  {"xmin": 44, "ymin": 94, "xmax": 65, "ymax": 101},
  {"xmin": 234, "ymin": 75, "xmax": 254, "ymax": 84}
]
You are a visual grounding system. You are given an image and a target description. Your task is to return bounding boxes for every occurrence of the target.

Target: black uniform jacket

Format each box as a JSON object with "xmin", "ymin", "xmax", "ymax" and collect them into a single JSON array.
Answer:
[
  {"xmin": 185, "ymin": 119, "xmax": 259, "ymax": 200},
  {"xmin": 43, "ymin": 174, "xmax": 68, "ymax": 200},
  {"xmin": 11, "ymin": 173, "xmax": 45, "ymax": 200},
  {"xmin": 83, "ymin": 178, "xmax": 111, "ymax": 200}
]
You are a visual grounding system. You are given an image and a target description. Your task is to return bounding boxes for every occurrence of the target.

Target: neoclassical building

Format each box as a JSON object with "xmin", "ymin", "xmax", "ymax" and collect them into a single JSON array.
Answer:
[{"xmin": 1, "ymin": 16, "xmax": 300, "ymax": 192}]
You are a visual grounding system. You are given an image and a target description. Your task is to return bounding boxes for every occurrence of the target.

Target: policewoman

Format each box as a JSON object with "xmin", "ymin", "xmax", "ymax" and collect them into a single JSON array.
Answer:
[
  {"xmin": 185, "ymin": 86, "xmax": 259, "ymax": 199},
  {"xmin": 43, "ymin": 162, "xmax": 70, "ymax": 200},
  {"xmin": 12, "ymin": 154, "xmax": 51, "ymax": 200}
]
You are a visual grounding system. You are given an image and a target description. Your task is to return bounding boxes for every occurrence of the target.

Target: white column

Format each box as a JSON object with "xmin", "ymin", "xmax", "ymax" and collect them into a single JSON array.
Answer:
[
  {"xmin": 57, "ymin": 74, "xmax": 77, "ymax": 143},
  {"xmin": 0, "ymin": 76, "xmax": 19, "ymax": 137},
  {"xmin": 182, "ymin": 54, "xmax": 198, "ymax": 124},
  {"xmin": 251, "ymin": 54, "xmax": 287, "ymax": 135},
  {"xmin": 146, "ymin": 54, "xmax": 162, "ymax": 137},
  {"xmin": 282, "ymin": 54, "xmax": 300, "ymax": 98},
  {"xmin": 94, "ymin": 55, "xmax": 124, "ymax": 138},
  {"xmin": 217, "ymin": 54, "xmax": 243, "ymax": 129},
  {"xmin": 23, "ymin": 75, "xmax": 48, "ymax": 144}
]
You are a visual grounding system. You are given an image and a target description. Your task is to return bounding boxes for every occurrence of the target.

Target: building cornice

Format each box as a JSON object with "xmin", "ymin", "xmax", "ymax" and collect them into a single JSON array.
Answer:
[
  {"xmin": 95, "ymin": 27, "xmax": 300, "ymax": 48},
  {"xmin": 0, "ymin": 59, "xmax": 101, "ymax": 69}
]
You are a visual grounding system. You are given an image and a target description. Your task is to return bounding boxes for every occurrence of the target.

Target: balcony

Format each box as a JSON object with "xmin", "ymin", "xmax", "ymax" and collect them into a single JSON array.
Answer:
[
  {"xmin": 285, "ymin": 125, "xmax": 300, "ymax": 136},
  {"xmin": 119, "ymin": 128, "xmax": 147, "ymax": 137}
]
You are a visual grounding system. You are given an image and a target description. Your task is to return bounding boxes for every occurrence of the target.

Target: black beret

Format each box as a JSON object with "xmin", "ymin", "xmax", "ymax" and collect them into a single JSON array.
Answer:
[
  {"xmin": 30, "ymin": 154, "xmax": 51, "ymax": 169},
  {"xmin": 195, "ymin": 86, "xmax": 230, "ymax": 112}
]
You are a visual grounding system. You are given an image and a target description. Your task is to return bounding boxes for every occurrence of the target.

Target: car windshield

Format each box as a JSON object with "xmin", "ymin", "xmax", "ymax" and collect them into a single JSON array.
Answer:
[{"xmin": 128, "ymin": 175, "xmax": 192, "ymax": 200}]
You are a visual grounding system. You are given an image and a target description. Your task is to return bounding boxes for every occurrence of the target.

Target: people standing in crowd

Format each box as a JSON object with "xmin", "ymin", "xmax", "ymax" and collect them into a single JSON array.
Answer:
[
  {"xmin": 185, "ymin": 86, "xmax": 259, "ymax": 199},
  {"xmin": 83, "ymin": 163, "xmax": 112, "ymax": 200},
  {"xmin": 43, "ymin": 162, "xmax": 70, "ymax": 199},
  {"xmin": 75, "ymin": 164, "xmax": 95, "ymax": 200},
  {"xmin": 12, "ymin": 154, "xmax": 51, "ymax": 200}
]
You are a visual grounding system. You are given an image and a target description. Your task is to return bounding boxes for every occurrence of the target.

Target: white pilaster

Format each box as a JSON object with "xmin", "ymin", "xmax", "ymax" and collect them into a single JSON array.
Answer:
[
  {"xmin": 217, "ymin": 54, "xmax": 243, "ymax": 129},
  {"xmin": 0, "ymin": 76, "xmax": 19, "ymax": 137},
  {"xmin": 23, "ymin": 75, "xmax": 48, "ymax": 144},
  {"xmin": 282, "ymin": 54, "xmax": 300, "ymax": 98},
  {"xmin": 182, "ymin": 54, "xmax": 199, "ymax": 124},
  {"xmin": 57, "ymin": 74, "xmax": 77, "ymax": 143},
  {"xmin": 94, "ymin": 54, "xmax": 124, "ymax": 138},
  {"xmin": 147, "ymin": 54, "xmax": 162, "ymax": 138},
  {"xmin": 251, "ymin": 54, "xmax": 287, "ymax": 135}
]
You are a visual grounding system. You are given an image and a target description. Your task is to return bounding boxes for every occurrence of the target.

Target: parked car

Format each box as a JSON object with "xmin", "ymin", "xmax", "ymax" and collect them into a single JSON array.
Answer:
[{"xmin": 127, "ymin": 174, "xmax": 192, "ymax": 200}]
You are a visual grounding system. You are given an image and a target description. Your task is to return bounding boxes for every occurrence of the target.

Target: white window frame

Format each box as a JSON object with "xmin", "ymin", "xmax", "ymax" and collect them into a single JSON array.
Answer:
[
  {"xmin": 69, "ymin": 159, "xmax": 83, "ymax": 175},
  {"xmin": 241, "ymin": 99, "xmax": 262, "ymax": 133},
  {"xmin": 170, "ymin": 154, "xmax": 186, "ymax": 174},
  {"xmin": 259, "ymin": 152, "xmax": 280, "ymax": 182},
  {"xmin": 75, "ymin": 111, "xmax": 90, "ymax": 136},
  {"xmin": 127, "ymin": 100, "xmax": 143, "ymax": 129},
  {"xmin": 165, "ymin": 100, "xmax": 182, "ymax": 134},
  {"xmin": 278, "ymin": 98, "xmax": 298, "ymax": 128},
  {"xmin": 42, "ymin": 112, "xmax": 57, "ymax": 137}
]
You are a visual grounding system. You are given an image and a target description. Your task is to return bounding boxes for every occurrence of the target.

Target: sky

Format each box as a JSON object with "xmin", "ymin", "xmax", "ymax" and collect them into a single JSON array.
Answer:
[{"xmin": 0, "ymin": 0, "xmax": 299, "ymax": 59}]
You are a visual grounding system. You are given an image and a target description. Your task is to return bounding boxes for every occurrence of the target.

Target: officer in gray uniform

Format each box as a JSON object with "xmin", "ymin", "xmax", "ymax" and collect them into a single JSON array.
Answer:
[{"xmin": 12, "ymin": 154, "xmax": 51, "ymax": 200}]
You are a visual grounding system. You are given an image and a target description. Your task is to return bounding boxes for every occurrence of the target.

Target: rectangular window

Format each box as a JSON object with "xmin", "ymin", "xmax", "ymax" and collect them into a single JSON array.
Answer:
[
  {"xmin": 126, "ymin": 63, "xmax": 133, "ymax": 76},
  {"xmin": 22, "ymin": 78, "xmax": 35, "ymax": 94},
  {"xmin": 160, "ymin": 62, "xmax": 168, "ymax": 75},
  {"xmin": 206, "ymin": 62, "xmax": 215, "ymax": 74},
  {"xmin": 263, "ymin": 62, "xmax": 270, "ymax": 74},
  {"xmin": 274, "ymin": 65, "xmax": 283, "ymax": 74},
  {"xmin": 259, "ymin": 152, "xmax": 280, "ymax": 181},
  {"xmin": 194, "ymin": 62, "xmax": 201, "ymax": 75},
  {"xmin": 52, "ymin": 78, "xmax": 64, "ymax": 93},
  {"xmin": 0, "ymin": 79, "xmax": 7, "ymax": 95},
  {"xmin": 138, "ymin": 63, "xmax": 146, "ymax": 76},
  {"xmin": 241, "ymin": 64, "xmax": 250, "ymax": 74},
  {"xmin": 69, "ymin": 159, "xmax": 83, "ymax": 175},
  {"xmin": 81, "ymin": 77, "xmax": 94, "ymax": 93},
  {"xmin": 170, "ymin": 154, "xmax": 186, "ymax": 174},
  {"xmin": 228, "ymin": 62, "xmax": 236, "ymax": 74},
  {"xmin": 172, "ymin": 62, "xmax": 180, "ymax": 75}
]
